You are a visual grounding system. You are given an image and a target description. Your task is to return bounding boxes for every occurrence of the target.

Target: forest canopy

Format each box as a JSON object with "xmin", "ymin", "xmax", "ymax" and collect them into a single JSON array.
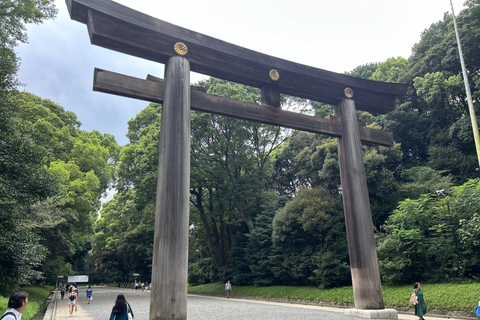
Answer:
[{"xmin": 1, "ymin": 1, "xmax": 480, "ymax": 293}]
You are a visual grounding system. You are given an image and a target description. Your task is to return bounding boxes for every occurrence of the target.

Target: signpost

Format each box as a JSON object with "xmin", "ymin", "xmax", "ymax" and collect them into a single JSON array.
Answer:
[{"xmin": 67, "ymin": 275, "xmax": 89, "ymax": 283}]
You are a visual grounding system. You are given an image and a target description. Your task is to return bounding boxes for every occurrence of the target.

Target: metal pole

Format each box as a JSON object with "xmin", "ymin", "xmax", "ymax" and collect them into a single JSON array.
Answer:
[{"xmin": 450, "ymin": 0, "xmax": 480, "ymax": 168}]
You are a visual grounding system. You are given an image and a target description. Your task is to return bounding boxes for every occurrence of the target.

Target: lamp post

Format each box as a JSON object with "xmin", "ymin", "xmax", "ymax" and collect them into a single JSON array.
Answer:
[{"xmin": 449, "ymin": 0, "xmax": 480, "ymax": 168}]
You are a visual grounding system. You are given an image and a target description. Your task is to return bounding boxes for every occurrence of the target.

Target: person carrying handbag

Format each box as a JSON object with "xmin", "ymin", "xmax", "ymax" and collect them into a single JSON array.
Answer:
[
  {"xmin": 109, "ymin": 294, "xmax": 134, "ymax": 320},
  {"xmin": 411, "ymin": 282, "xmax": 427, "ymax": 320},
  {"xmin": 68, "ymin": 289, "xmax": 77, "ymax": 317}
]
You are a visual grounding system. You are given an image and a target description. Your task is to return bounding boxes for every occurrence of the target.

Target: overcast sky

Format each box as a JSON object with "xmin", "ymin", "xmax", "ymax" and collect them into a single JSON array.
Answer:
[{"xmin": 16, "ymin": 0, "xmax": 466, "ymax": 146}]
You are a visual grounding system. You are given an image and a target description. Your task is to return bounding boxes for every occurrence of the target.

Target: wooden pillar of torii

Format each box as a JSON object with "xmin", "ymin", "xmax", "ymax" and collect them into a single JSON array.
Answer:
[{"xmin": 66, "ymin": 1, "xmax": 407, "ymax": 319}]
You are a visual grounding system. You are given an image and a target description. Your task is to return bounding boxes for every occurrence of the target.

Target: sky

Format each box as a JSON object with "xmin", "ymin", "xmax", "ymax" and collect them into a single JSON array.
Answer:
[{"xmin": 16, "ymin": 0, "xmax": 467, "ymax": 146}]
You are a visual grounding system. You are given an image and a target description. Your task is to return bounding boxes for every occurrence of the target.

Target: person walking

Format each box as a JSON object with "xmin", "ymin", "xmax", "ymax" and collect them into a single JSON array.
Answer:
[
  {"xmin": 412, "ymin": 282, "xmax": 427, "ymax": 320},
  {"xmin": 225, "ymin": 280, "xmax": 232, "ymax": 299},
  {"xmin": 86, "ymin": 286, "xmax": 93, "ymax": 304},
  {"xmin": 1, "ymin": 292, "xmax": 29, "ymax": 320},
  {"xmin": 61, "ymin": 285, "xmax": 66, "ymax": 300},
  {"xmin": 68, "ymin": 288, "xmax": 77, "ymax": 317},
  {"xmin": 109, "ymin": 294, "xmax": 134, "ymax": 320},
  {"xmin": 74, "ymin": 286, "xmax": 79, "ymax": 312}
]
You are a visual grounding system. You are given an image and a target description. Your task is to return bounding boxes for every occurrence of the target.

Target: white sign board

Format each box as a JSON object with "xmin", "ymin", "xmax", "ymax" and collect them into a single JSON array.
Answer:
[{"xmin": 67, "ymin": 275, "xmax": 89, "ymax": 283}]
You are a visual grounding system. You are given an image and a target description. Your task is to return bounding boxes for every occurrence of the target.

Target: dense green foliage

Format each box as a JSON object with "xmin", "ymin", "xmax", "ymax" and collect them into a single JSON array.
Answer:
[
  {"xmin": 378, "ymin": 179, "xmax": 480, "ymax": 284},
  {"xmin": 0, "ymin": 91, "xmax": 119, "ymax": 294}
]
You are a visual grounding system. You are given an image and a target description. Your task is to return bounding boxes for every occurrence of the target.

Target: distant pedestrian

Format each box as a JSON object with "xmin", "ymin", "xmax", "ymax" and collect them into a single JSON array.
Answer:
[
  {"xmin": 225, "ymin": 280, "xmax": 232, "ymax": 299},
  {"xmin": 61, "ymin": 285, "xmax": 66, "ymax": 299},
  {"xmin": 68, "ymin": 288, "xmax": 77, "ymax": 317},
  {"xmin": 109, "ymin": 294, "xmax": 134, "ymax": 320},
  {"xmin": 412, "ymin": 282, "xmax": 427, "ymax": 320},
  {"xmin": 86, "ymin": 286, "xmax": 92, "ymax": 304},
  {"xmin": 1, "ymin": 291, "xmax": 29, "ymax": 320},
  {"xmin": 74, "ymin": 286, "xmax": 79, "ymax": 311}
]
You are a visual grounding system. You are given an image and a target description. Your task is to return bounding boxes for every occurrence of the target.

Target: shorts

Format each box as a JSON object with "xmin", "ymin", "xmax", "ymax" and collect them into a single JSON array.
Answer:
[
  {"xmin": 69, "ymin": 300, "xmax": 76, "ymax": 305},
  {"xmin": 226, "ymin": 289, "xmax": 231, "ymax": 293}
]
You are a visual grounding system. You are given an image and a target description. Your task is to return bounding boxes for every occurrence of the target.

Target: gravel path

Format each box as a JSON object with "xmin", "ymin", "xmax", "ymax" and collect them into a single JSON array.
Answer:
[
  {"xmin": 52, "ymin": 286, "xmax": 446, "ymax": 320},
  {"xmin": 74, "ymin": 286, "xmax": 352, "ymax": 320}
]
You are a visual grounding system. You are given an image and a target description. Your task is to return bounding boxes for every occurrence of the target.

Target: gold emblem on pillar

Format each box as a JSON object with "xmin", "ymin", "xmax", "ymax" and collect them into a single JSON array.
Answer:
[
  {"xmin": 174, "ymin": 42, "xmax": 188, "ymax": 56},
  {"xmin": 344, "ymin": 87, "xmax": 354, "ymax": 98},
  {"xmin": 269, "ymin": 69, "xmax": 280, "ymax": 81}
]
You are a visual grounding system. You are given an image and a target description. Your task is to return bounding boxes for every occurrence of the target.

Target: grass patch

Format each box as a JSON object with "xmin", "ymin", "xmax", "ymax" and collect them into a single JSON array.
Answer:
[
  {"xmin": 0, "ymin": 286, "xmax": 53, "ymax": 320},
  {"xmin": 188, "ymin": 282, "xmax": 480, "ymax": 313}
]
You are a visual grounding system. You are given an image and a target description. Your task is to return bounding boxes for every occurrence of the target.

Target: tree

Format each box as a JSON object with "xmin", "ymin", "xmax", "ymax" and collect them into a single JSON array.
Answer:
[
  {"xmin": 271, "ymin": 129, "xmax": 403, "ymax": 228},
  {"xmin": 372, "ymin": 57, "xmax": 409, "ymax": 83},
  {"xmin": 376, "ymin": 197, "xmax": 431, "ymax": 285},
  {"xmin": 91, "ymin": 189, "xmax": 154, "ymax": 283},
  {"xmin": 377, "ymin": 179, "xmax": 480, "ymax": 284},
  {"xmin": 1, "ymin": 88, "xmax": 119, "ymax": 289},
  {"xmin": 347, "ymin": 63, "xmax": 379, "ymax": 80},
  {"xmin": 387, "ymin": 5, "xmax": 480, "ymax": 178},
  {"xmin": 189, "ymin": 78, "xmax": 289, "ymax": 272},
  {"xmin": 270, "ymin": 187, "xmax": 350, "ymax": 288},
  {"xmin": 0, "ymin": 95, "xmax": 57, "ymax": 293},
  {"xmin": 396, "ymin": 166, "xmax": 452, "ymax": 201},
  {"xmin": 244, "ymin": 191, "xmax": 288, "ymax": 286},
  {"xmin": 0, "ymin": 0, "xmax": 57, "ymax": 92}
]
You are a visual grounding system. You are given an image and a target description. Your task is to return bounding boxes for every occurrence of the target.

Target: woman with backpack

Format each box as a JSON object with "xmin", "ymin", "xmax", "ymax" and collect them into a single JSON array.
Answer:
[
  {"xmin": 68, "ymin": 288, "xmax": 77, "ymax": 317},
  {"xmin": 109, "ymin": 294, "xmax": 134, "ymax": 320}
]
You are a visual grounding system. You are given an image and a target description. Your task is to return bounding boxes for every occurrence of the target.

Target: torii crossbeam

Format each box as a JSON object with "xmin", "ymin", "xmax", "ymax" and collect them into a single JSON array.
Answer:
[{"xmin": 66, "ymin": 1, "xmax": 407, "ymax": 319}]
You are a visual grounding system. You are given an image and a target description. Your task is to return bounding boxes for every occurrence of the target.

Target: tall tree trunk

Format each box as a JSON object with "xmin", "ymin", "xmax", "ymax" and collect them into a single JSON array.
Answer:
[{"xmin": 192, "ymin": 189, "xmax": 224, "ymax": 269}]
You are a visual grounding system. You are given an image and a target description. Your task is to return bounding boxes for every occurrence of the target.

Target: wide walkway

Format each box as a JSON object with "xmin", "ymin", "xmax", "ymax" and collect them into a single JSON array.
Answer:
[{"xmin": 45, "ymin": 286, "xmax": 469, "ymax": 320}]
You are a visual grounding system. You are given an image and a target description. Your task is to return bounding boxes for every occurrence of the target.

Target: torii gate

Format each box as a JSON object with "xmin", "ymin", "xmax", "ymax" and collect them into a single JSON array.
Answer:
[{"xmin": 66, "ymin": 1, "xmax": 407, "ymax": 319}]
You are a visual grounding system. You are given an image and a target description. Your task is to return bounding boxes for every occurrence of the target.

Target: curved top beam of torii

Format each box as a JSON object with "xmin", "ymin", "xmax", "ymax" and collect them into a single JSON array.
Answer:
[{"xmin": 66, "ymin": 0, "xmax": 407, "ymax": 114}]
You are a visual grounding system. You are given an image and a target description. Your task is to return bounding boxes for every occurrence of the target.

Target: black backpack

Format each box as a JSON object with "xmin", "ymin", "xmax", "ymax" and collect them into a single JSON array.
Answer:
[
  {"xmin": 69, "ymin": 293, "xmax": 76, "ymax": 301},
  {"xmin": 0, "ymin": 312, "xmax": 17, "ymax": 320}
]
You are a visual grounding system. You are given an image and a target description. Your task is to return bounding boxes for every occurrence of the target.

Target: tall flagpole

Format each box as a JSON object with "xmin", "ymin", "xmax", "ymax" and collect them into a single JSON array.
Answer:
[{"xmin": 450, "ymin": 0, "xmax": 480, "ymax": 168}]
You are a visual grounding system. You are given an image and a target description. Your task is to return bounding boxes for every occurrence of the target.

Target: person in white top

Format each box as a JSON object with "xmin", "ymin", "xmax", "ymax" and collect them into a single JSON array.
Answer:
[
  {"xmin": 1, "ymin": 291, "xmax": 29, "ymax": 320},
  {"xmin": 225, "ymin": 281, "xmax": 232, "ymax": 299}
]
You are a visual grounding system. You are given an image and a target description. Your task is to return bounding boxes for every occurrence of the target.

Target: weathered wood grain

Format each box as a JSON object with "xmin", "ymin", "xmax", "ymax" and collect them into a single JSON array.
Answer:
[
  {"xmin": 93, "ymin": 68, "xmax": 394, "ymax": 146},
  {"xmin": 261, "ymin": 85, "xmax": 281, "ymax": 108},
  {"xmin": 66, "ymin": 0, "xmax": 408, "ymax": 114},
  {"xmin": 150, "ymin": 57, "xmax": 190, "ymax": 320},
  {"xmin": 336, "ymin": 99, "xmax": 385, "ymax": 310}
]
